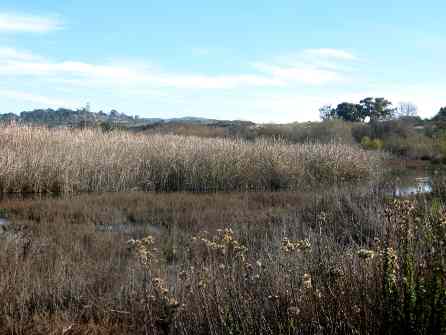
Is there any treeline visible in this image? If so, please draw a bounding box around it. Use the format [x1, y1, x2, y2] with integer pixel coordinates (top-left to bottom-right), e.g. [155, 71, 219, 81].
[0, 108, 137, 127]
[0, 107, 223, 129]
[319, 97, 428, 122]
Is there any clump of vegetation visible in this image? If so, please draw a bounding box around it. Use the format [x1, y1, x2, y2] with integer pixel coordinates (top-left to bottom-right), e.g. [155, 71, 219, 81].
[252, 120, 355, 144]
[360, 136, 384, 150]
[0, 124, 380, 194]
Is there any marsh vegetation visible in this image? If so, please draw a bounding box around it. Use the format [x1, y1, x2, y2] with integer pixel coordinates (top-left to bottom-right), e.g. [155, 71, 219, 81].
[0, 125, 380, 194]
[0, 124, 445, 335]
[0, 189, 445, 334]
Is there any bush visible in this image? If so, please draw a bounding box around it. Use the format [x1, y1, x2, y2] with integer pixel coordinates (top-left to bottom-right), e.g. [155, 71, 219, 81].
[384, 134, 437, 160]
[254, 120, 355, 144]
[361, 137, 384, 150]
[352, 120, 414, 142]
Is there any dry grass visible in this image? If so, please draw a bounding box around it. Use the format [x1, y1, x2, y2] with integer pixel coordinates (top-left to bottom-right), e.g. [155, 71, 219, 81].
[0, 124, 381, 194]
[0, 190, 444, 334]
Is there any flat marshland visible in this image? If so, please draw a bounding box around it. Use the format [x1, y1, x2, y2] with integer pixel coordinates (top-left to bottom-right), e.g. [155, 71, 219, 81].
[0, 125, 445, 335]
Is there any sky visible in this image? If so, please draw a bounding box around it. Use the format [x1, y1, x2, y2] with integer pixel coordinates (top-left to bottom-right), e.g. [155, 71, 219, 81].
[0, 1, 445, 123]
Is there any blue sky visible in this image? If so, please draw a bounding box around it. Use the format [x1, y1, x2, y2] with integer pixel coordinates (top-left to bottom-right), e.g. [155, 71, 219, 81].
[0, 0, 444, 122]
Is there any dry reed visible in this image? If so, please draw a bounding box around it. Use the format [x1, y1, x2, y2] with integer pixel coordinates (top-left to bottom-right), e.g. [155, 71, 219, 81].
[0, 124, 381, 194]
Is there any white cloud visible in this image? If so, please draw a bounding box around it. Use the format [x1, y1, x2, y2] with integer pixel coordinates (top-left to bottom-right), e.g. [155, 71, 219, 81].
[0, 89, 80, 109]
[10, 47, 444, 123]
[251, 49, 358, 86]
[0, 46, 358, 91]
[0, 13, 62, 33]
[253, 62, 343, 85]
[0, 47, 39, 61]
[0, 57, 284, 89]
[235, 94, 325, 123]
[303, 48, 357, 61]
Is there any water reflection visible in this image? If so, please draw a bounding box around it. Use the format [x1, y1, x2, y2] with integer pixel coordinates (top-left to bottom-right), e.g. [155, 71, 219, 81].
[0, 218, 8, 233]
[391, 176, 432, 197]
[95, 223, 162, 235]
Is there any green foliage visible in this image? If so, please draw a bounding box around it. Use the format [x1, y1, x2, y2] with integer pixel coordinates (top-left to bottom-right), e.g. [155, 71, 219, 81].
[433, 107, 446, 121]
[363, 97, 394, 121]
[352, 119, 442, 160]
[361, 136, 384, 150]
[382, 200, 446, 335]
[0, 108, 141, 128]
[383, 134, 437, 160]
[332, 102, 366, 122]
[324, 97, 396, 123]
[99, 121, 128, 132]
[255, 120, 355, 144]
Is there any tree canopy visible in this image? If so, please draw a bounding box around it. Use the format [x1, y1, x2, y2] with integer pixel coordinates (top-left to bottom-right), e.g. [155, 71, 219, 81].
[320, 97, 395, 122]
[433, 106, 446, 121]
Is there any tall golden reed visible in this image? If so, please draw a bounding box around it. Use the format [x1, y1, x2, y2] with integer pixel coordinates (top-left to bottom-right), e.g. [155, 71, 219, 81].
[0, 124, 380, 193]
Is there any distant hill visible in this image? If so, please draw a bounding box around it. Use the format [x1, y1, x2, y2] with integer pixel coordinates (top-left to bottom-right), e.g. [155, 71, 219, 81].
[0, 108, 225, 128]
[0, 108, 134, 126]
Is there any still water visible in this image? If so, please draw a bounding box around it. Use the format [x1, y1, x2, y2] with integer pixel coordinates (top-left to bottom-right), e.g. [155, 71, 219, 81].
[0, 217, 8, 227]
[392, 176, 432, 197]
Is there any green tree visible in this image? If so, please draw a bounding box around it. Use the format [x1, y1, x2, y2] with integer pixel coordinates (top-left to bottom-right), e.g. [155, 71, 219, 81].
[332, 102, 365, 122]
[433, 107, 446, 121]
[319, 97, 395, 123]
[360, 97, 375, 119]
[373, 97, 394, 120]
[360, 97, 395, 121]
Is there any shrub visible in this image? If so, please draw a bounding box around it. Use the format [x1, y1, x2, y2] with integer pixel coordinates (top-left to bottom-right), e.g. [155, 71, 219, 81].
[361, 137, 384, 150]
[384, 134, 437, 160]
[255, 120, 355, 144]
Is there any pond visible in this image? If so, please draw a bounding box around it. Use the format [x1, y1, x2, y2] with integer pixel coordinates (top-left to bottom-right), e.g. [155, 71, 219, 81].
[95, 222, 162, 235]
[0, 218, 8, 233]
[392, 176, 432, 197]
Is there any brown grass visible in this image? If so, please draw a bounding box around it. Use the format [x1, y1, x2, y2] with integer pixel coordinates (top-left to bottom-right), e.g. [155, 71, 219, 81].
[1, 189, 443, 334]
[0, 124, 381, 194]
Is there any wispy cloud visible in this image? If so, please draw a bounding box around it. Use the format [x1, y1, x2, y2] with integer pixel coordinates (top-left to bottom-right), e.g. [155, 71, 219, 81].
[0, 55, 284, 89]
[0, 46, 366, 119]
[251, 48, 358, 85]
[0, 89, 80, 109]
[0, 12, 62, 33]
[0, 45, 360, 90]
[303, 48, 357, 61]
[252, 62, 343, 85]
[0, 47, 39, 61]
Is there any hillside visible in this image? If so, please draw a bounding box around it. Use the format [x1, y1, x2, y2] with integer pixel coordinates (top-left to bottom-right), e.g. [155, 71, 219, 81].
[0, 108, 221, 128]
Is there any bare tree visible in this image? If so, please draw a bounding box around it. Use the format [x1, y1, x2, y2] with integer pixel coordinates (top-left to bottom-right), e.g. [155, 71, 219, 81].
[319, 105, 334, 121]
[394, 102, 418, 119]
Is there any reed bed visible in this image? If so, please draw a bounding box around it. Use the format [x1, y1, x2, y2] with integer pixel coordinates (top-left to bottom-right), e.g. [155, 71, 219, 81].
[0, 125, 380, 194]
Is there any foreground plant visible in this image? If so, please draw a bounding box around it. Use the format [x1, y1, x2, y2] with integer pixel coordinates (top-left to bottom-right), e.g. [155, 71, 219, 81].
[1, 192, 444, 334]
